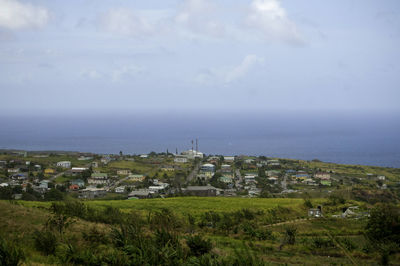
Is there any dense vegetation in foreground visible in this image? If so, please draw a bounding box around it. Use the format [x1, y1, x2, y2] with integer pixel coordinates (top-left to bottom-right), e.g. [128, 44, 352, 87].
[1, 197, 399, 265]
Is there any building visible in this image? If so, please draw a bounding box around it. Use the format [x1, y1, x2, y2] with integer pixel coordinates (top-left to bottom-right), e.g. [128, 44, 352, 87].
[71, 167, 88, 175]
[78, 187, 106, 199]
[44, 168, 56, 175]
[7, 168, 20, 173]
[128, 190, 154, 199]
[78, 156, 93, 161]
[39, 180, 50, 189]
[183, 185, 217, 197]
[244, 175, 256, 184]
[128, 174, 146, 182]
[315, 172, 331, 180]
[117, 169, 132, 176]
[221, 164, 232, 173]
[71, 179, 85, 188]
[88, 173, 108, 185]
[56, 161, 71, 168]
[200, 163, 215, 173]
[174, 156, 188, 163]
[139, 154, 149, 158]
[219, 176, 233, 183]
[115, 186, 126, 193]
[181, 150, 203, 159]
[224, 156, 235, 163]
[308, 207, 323, 218]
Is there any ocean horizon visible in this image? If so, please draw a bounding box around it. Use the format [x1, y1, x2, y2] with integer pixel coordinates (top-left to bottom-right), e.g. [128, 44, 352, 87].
[1, 111, 400, 168]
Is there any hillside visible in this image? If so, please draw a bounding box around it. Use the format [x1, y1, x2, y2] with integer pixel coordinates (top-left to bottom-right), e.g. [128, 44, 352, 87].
[1, 197, 398, 265]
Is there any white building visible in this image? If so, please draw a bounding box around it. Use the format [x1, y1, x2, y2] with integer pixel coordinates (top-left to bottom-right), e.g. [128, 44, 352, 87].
[115, 186, 126, 193]
[57, 161, 71, 168]
[181, 150, 204, 159]
[174, 155, 188, 163]
[224, 156, 235, 163]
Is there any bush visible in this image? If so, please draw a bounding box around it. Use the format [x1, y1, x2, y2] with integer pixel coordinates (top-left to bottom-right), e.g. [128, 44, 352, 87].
[0, 236, 24, 266]
[186, 235, 212, 257]
[311, 236, 334, 249]
[33, 230, 58, 255]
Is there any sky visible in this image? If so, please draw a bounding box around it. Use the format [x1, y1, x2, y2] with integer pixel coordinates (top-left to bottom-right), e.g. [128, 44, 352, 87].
[0, 0, 399, 115]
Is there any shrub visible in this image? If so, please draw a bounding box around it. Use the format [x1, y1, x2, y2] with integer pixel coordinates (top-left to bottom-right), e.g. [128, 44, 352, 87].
[33, 230, 58, 255]
[0, 236, 24, 266]
[186, 235, 212, 257]
[311, 236, 334, 249]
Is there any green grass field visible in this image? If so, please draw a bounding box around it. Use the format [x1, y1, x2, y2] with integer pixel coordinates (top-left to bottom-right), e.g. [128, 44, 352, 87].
[18, 197, 305, 217]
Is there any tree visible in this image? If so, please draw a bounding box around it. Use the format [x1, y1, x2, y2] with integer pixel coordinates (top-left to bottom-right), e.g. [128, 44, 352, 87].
[366, 204, 400, 244]
[365, 204, 400, 265]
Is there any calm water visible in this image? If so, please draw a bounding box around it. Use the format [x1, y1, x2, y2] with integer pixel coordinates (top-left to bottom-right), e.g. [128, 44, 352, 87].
[1, 111, 400, 168]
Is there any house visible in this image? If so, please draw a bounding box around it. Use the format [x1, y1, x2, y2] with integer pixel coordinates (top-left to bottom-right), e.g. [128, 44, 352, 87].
[268, 177, 278, 184]
[244, 175, 256, 184]
[161, 166, 175, 171]
[115, 186, 126, 193]
[69, 184, 79, 190]
[308, 206, 323, 217]
[128, 174, 146, 182]
[39, 180, 50, 189]
[57, 161, 71, 168]
[0, 161, 7, 168]
[8, 168, 20, 173]
[266, 170, 280, 177]
[200, 163, 215, 173]
[128, 190, 154, 199]
[377, 175, 386, 181]
[0, 183, 9, 187]
[221, 164, 232, 173]
[92, 162, 99, 168]
[44, 168, 56, 175]
[224, 156, 235, 163]
[315, 172, 331, 180]
[219, 176, 233, 183]
[71, 167, 88, 175]
[88, 173, 108, 185]
[71, 179, 85, 187]
[245, 159, 255, 164]
[78, 156, 93, 161]
[139, 154, 149, 158]
[117, 169, 132, 176]
[11, 173, 28, 180]
[183, 185, 217, 197]
[174, 156, 188, 163]
[78, 187, 106, 199]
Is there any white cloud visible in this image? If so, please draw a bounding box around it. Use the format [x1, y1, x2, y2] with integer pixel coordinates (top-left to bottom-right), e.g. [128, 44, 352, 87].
[245, 0, 303, 44]
[80, 69, 102, 80]
[225, 55, 264, 83]
[101, 8, 155, 36]
[112, 65, 145, 82]
[175, 0, 226, 38]
[0, 0, 49, 30]
[196, 54, 264, 85]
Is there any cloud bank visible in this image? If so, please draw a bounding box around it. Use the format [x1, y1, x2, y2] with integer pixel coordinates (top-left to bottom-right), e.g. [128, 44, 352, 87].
[0, 0, 49, 30]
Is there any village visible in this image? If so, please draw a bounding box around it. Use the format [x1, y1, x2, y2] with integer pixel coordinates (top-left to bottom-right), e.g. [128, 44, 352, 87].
[0, 141, 395, 211]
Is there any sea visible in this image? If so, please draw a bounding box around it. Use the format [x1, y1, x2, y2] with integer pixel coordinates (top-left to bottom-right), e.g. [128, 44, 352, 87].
[1, 111, 400, 168]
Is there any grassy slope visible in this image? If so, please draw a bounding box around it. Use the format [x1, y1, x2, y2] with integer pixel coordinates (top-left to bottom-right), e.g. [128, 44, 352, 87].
[0, 197, 389, 265]
[18, 197, 305, 217]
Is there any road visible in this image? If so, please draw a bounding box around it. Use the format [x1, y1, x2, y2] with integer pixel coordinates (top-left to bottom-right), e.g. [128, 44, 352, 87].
[235, 169, 243, 189]
[186, 162, 201, 184]
[281, 174, 287, 190]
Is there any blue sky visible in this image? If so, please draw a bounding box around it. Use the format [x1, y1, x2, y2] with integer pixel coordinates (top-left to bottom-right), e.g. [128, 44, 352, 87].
[0, 0, 399, 114]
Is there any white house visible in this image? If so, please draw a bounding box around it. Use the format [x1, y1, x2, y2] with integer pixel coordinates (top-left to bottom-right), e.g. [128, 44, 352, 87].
[174, 156, 188, 163]
[224, 156, 235, 163]
[57, 161, 71, 168]
[115, 186, 126, 193]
